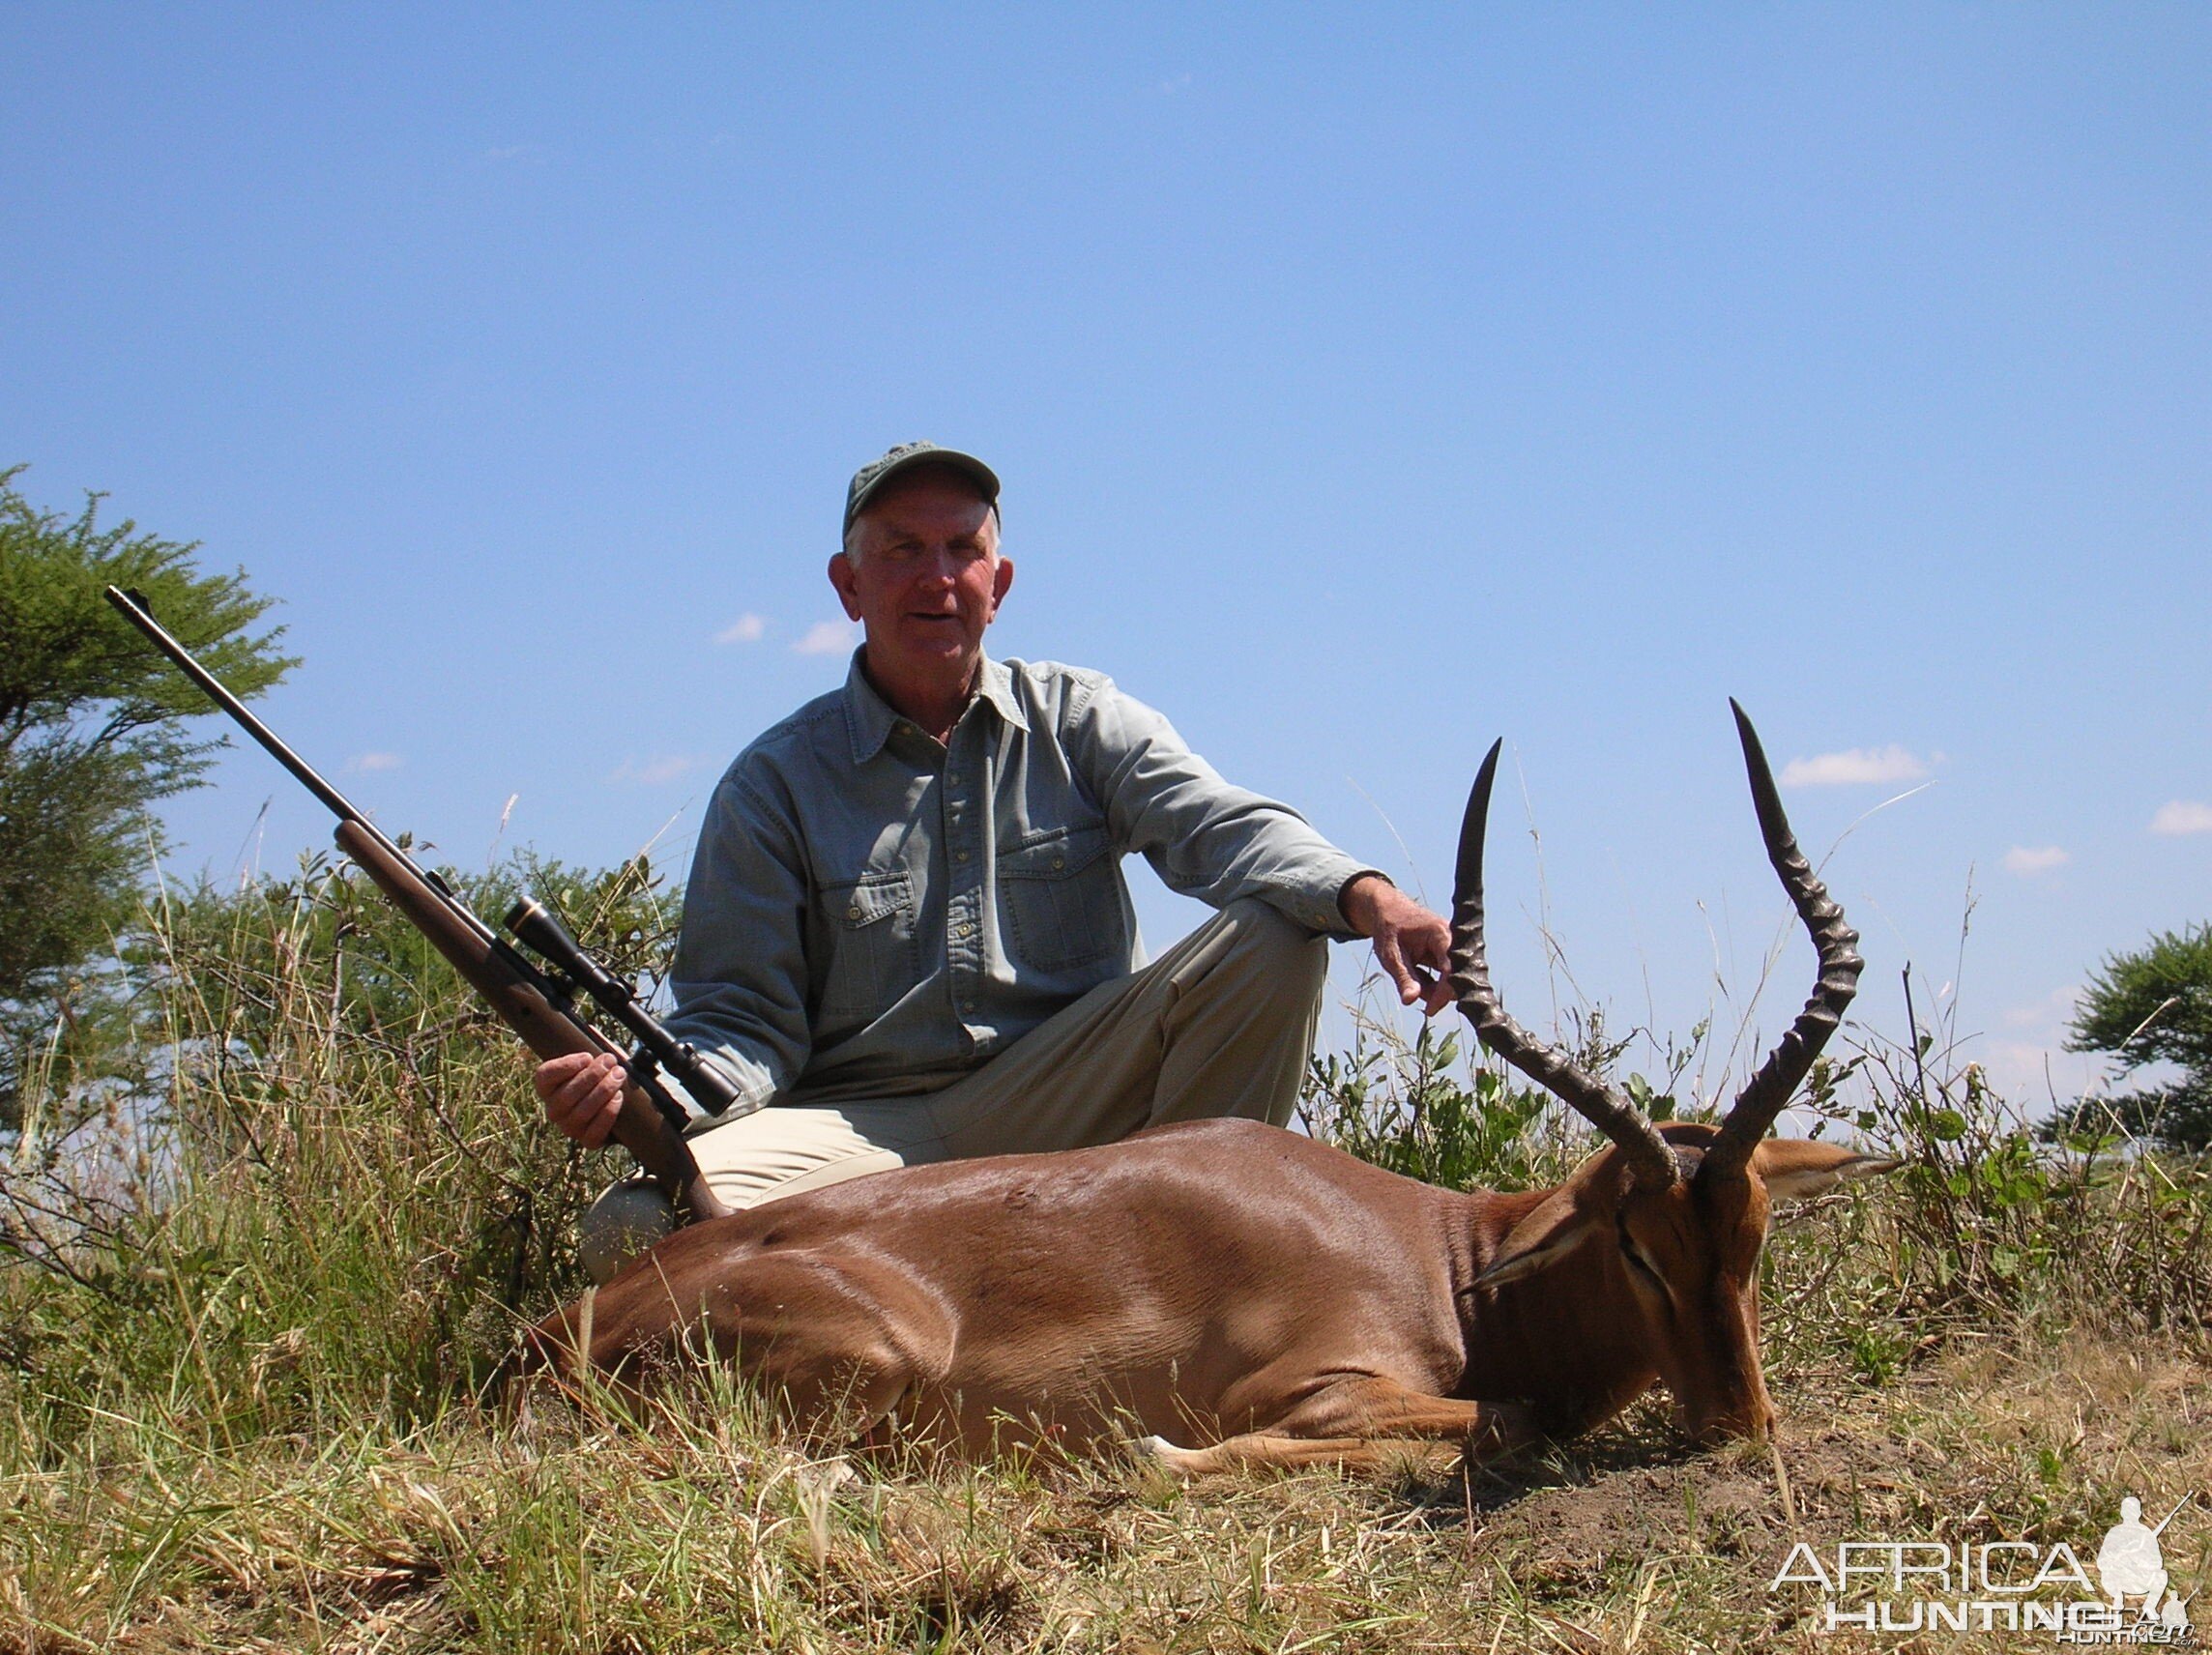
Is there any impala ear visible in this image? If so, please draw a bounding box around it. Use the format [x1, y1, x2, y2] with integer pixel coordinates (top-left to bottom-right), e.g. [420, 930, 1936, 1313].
[1753, 1139, 1899, 1205]
[1475, 1188, 1601, 1290]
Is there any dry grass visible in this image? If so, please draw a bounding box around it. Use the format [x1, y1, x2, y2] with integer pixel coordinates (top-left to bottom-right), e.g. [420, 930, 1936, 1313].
[5, 867, 2210, 1651]
[5, 1321, 2206, 1652]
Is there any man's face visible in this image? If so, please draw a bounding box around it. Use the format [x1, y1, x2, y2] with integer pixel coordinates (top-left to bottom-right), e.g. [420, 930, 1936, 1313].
[830, 467, 1013, 686]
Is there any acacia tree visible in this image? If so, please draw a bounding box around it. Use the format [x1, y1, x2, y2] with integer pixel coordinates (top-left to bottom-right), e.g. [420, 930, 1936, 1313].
[0, 467, 295, 1113]
[2052, 922, 2212, 1150]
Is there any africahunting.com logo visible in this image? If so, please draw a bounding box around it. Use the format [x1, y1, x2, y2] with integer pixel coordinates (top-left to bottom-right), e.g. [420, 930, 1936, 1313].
[1768, 1494, 2196, 1641]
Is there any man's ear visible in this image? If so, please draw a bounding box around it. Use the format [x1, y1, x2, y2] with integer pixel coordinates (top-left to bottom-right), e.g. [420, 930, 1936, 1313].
[1474, 1188, 1601, 1290]
[828, 552, 864, 622]
[989, 553, 1014, 617]
[1753, 1139, 1899, 1205]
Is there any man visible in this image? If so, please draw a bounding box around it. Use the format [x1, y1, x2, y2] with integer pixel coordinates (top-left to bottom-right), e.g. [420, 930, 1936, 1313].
[538, 443, 1454, 1283]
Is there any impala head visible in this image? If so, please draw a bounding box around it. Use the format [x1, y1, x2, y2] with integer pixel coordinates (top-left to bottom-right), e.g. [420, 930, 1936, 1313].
[1449, 703, 1890, 1443]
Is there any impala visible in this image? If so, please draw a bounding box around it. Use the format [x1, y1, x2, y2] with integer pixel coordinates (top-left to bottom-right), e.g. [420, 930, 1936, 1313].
[521, 704, 1888, 1470]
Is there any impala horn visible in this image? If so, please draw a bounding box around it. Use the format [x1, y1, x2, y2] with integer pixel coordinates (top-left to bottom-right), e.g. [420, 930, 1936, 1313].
[1700, 701, 1864, 1181]
[1448, 739, 1681, 1190]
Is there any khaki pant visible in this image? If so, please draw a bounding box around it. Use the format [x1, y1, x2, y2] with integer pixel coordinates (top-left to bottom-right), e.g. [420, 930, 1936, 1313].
[579, 897, 1327, 1283]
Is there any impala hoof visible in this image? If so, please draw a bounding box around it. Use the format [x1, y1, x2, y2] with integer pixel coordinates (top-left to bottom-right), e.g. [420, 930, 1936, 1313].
[1139, 1435, 1206, 1473]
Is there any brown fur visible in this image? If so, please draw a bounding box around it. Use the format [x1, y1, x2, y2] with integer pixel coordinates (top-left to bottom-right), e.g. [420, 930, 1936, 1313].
[513, 1116, 1888, 1470]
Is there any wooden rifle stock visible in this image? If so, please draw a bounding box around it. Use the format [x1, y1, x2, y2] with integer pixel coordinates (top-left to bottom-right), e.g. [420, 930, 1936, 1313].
[334, 821, 732, 1225]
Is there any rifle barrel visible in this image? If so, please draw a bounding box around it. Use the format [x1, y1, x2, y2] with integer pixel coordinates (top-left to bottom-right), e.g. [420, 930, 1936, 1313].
[103, 585, 725, 1221]
[102, 584, 495, 946]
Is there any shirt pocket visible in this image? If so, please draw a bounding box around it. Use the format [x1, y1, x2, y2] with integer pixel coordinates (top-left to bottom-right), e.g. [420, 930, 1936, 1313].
[815, 869, 919, 1023]
[999, 825, 1124, 973]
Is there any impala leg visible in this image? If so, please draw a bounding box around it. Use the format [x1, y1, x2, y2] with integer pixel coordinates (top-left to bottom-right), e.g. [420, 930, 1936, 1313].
[1145, 1433, 1429, 1474]
[554, 1247, 954, 1454]
[755, 1354, 917, 1447]
[1147, 1378, 1537, 1475]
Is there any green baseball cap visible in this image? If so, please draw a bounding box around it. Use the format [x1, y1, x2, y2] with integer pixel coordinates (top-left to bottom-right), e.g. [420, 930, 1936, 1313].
[843, 442, 1002, 534]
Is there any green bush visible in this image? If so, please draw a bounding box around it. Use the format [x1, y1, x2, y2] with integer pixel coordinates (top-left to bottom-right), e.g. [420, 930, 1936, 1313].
[1294, 983, 2212, 1376]
[2048, 920, 2212, 1151]
[0, 467, 294, 1118]
[2, 848, 680, 1446]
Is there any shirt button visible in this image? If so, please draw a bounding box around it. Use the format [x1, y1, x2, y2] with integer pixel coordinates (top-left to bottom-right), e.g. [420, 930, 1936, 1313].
[946, 772, 961, 786]
[954, 850, 970, 862]
[846, 905, 862, 921]
[954, 922, 975, 939]
[1051, 856, 1065, 871]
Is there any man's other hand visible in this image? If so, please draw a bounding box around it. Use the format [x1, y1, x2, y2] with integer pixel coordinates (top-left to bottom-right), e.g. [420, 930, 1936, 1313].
[1340, 873, 1455, 1016]
[535, 1050, 626, 1147]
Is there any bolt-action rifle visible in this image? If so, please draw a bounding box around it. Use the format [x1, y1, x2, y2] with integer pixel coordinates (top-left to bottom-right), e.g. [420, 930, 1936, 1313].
[103, 585, 734, 1226]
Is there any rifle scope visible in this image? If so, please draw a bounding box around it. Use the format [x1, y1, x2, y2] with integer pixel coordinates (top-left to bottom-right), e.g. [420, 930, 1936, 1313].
[505, 897, 745, 1118]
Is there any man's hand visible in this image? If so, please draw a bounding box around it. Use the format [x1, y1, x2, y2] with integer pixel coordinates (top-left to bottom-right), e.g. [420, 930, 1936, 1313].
[1340, 873, 1456, 1016]
[535, 1050, 626, 1147]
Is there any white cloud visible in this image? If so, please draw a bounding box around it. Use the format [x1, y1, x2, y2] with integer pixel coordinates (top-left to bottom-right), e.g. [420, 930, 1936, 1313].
[2001, 845, 2069, 877]
[349, 752, 403, 772]
[1777, 745, 1930, 788]
[714, 613, 767, 646]
[2150, 800, 2212, 836]
[793, 619, 860, 656]
[2003, 984, 2080, 1030]
[1978, 1039, 2101, 1107]
[606, 754, 709, 786]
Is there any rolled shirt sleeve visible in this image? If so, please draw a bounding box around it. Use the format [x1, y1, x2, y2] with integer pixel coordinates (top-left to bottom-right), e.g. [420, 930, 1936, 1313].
[1064, 673, 1377, 940]
[662, 768, 814, 1122]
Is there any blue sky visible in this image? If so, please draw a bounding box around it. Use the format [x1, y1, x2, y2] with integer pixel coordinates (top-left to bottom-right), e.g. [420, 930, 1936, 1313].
[5, 6, 2206, 1110]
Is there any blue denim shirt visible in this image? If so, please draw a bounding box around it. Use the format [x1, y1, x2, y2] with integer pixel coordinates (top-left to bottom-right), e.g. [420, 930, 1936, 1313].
[663, 652, 1375, 1118]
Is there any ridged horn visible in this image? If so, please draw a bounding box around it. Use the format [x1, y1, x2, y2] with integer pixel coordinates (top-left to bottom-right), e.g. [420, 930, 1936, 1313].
[1702, 701, 1865, 1181]
[1448, 739, 1680, 1190]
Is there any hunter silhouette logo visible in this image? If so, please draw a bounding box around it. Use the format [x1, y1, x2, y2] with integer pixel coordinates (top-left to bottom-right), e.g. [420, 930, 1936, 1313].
[1768, 1491, 2198, 1640]
[2098, 1495, 2193, 1634]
